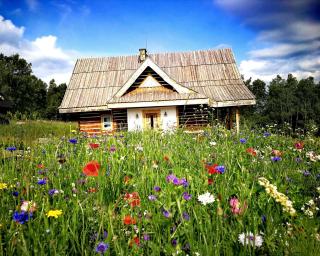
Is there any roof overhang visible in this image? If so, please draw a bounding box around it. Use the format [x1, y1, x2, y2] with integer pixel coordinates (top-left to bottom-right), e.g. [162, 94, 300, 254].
[59, 106, 110, 114]
[210, 99, 256, 107]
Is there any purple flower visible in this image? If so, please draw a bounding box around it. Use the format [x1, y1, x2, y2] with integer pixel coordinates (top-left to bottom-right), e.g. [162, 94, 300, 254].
[240, 138, 247, 144]
[180, 178, 189, 188]
[148, 195, 157, 201]
[183, 192, 192, 201]
[166, 174, 176, 183]
[109, 145, 116, 152]
[49, 189, 59, 196]
[37, 179, 47, 185]
[6, 146, 16, 152]
[271, 156, 282, 162]
[216, 165, 225, 174]
[182, 211, 190, 221]
[171, 238, 177, 247]
[69, 138, 77, 144]
[13, 211, 32, 224]
[173, 177, 180, 185]
[261, 215, 266, 224]
[295, 157, 302, 163]
[303, 170, 311, 176]
[263, 132, 271, 137]
[154, 186, 161, 192]
[162, 209, 171, 218]
[95, 242, 109, 254]
[143, 233, 150, 241]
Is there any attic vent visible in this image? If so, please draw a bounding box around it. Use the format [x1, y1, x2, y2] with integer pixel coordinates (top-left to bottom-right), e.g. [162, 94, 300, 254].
[139, 48, 147, 62]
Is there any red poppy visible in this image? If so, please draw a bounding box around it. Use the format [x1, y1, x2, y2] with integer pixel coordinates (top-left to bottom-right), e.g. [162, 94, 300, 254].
[205, 163, 218, 174]
[89, 143, 100, 149]
[208, 178, 214, 185]
[164, 155, 170, 161]
[37, 164, 45, 169]
[246, 147, 257, 157]
[294, 141, 304, 150]
[124, 192, 141, 207]
[88, 187, 98, 193]
[123, 215, 136, 225]
[83, 160, 100, 176]
[129, 236, 140, 247]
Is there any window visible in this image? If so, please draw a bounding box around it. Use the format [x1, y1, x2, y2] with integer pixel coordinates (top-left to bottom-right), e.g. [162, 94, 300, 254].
[101, 114, 112, 130]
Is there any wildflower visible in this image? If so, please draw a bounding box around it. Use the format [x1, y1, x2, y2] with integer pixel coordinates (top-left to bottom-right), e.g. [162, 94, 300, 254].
[124, 192, 141, 207]
[95, 242, 109, 254]
[37, 179, 47, 185]
[89, 143, 100, 149]
[135, 145, 143, 151]
[154, 186, 161, 192]
[238, 232, 263, 247]
[162, 209, 171, 218]
[109, 145, 116, 152]
[148, 195, 157, 201]
[69, 138, 77, 144]
[49, 189, 59, 196]
[306, 151, 320, 162]
[164, 155, 170, 161]
[209, 141, 217, 146]
[37, 164, 45, 169]
[182, 211, 190, 221]
[208, 178, 214, 185]
[246, 147, 257, 156]
[46, 209, 63, 218]
[303, 170, 311, 177]
[263, 132, 271, 137]
[205, 163, 218, 174]
[171, 238, 177, 247]
[21, 200, 37, 213]
[143, 233, 150, 241]
[124, 176, 131, 184]
[198, 192, 215, 205]
[6, 146, 16, 152]
[261, 215, 267, 224]
[183, 192, 192, 201]
[0, 183, 8, 190]
[271, 156, 282, 162]
[88, 187, 98, 193]
[13, 211, 32, 224]
[229, 196, 247, 215]
[240, 138, 247, 144]
[83, 160, 100, 177]
[294, 141, 304, 150]
[129, 236, 140, 247]
[12, 191, 19, 197]
[123, 215, 136, 225]
[215, 165, 225, 174]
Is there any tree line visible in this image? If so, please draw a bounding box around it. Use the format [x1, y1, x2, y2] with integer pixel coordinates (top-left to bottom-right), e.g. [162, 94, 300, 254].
[0, 53, 66, 120]
[243, 74, 320, 133]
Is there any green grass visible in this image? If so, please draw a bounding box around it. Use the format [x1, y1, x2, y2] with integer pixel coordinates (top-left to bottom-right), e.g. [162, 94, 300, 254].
[0, 122, 319, 255]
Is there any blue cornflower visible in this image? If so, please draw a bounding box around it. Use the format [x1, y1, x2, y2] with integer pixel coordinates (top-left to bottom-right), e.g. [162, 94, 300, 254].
[261, 215, 267, 224]
[303, 170, 311, 176]
[171, 238, 177, 247]
[162, 209, 171, 218]
[271, 156, 282, 162]
[240, 138, 247, 144]
[95, 242, 109, 254]
[216, 165, 225, 174]
[69, 138, 77, 144]
[263, 132, 271, 137]
[6, 146, 16, 152]
[182, 192, 192, 201]
[182, 211, 190, 221]
[37, 179, 47, 185]
[48, 189, 59, 196]
[12, 191, 19, 197]
[13, 211, 32, 224]
[154, 186, 161, 192]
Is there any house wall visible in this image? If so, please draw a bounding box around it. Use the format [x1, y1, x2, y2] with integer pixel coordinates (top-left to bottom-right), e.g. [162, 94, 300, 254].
[177, 104, 210, 128]
[127, 107, 177, 131]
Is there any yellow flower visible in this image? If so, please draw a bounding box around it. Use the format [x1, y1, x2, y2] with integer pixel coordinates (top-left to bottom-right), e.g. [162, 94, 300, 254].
[0, 183, 8, 190]
[46, 209, 63, 218]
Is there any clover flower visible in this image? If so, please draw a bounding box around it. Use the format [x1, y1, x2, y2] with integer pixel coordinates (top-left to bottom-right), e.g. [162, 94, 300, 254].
[238, 232, 263, 247]
[198, 192, 215, 205]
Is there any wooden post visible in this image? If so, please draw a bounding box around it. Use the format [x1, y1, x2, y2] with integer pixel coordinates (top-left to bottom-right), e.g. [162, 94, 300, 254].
[229, 108, 233, 129]
[235, 107, 240, 134]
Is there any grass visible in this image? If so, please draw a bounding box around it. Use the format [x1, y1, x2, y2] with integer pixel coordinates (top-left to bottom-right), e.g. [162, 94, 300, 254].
[0, 121, 319, 255]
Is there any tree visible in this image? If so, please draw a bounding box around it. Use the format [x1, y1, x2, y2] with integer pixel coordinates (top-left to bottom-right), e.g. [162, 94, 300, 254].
[46, 79, 67, 119]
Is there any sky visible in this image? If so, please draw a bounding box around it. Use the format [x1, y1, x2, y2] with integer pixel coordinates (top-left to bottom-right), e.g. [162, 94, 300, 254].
[0, 0, 319, 85]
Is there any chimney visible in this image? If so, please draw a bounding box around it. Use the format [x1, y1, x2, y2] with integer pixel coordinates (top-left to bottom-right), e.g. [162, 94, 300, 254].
[139, 48, 147, 62]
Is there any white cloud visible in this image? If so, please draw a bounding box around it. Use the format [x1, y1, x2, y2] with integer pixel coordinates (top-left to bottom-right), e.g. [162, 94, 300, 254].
[0, 16, 75, 85]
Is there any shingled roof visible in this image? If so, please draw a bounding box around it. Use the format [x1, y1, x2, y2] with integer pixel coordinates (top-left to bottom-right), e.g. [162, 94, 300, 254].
[59, 48, 255, 113]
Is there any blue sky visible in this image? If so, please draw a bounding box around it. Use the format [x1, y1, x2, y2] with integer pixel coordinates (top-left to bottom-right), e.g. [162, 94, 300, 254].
[0, 0, 319, 84]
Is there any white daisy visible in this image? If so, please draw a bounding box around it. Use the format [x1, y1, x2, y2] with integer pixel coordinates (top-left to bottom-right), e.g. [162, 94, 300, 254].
[238, 232, 263, 247]
[198, 192, 215, 205]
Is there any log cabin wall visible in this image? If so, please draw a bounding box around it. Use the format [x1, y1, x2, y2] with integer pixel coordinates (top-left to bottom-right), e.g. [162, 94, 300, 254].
[79, 112, 103, 135]
[112, 109, 128, 131]
[178, 104, 210, 128]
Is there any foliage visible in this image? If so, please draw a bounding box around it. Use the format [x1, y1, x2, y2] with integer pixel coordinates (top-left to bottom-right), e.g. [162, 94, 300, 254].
[0, 125, 319, 255]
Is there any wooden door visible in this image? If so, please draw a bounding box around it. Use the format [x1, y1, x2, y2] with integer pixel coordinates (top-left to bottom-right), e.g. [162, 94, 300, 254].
[143, 110, 160, 129]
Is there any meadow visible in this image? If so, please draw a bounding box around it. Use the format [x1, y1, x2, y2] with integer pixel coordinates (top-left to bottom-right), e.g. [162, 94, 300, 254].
[0, 121, 320, 255]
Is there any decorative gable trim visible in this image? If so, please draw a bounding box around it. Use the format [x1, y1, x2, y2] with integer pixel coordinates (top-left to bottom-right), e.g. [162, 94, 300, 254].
[114, 58, 192, 97]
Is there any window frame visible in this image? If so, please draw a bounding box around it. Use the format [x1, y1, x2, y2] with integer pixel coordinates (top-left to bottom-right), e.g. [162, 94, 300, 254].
[101, 114, 113, 131]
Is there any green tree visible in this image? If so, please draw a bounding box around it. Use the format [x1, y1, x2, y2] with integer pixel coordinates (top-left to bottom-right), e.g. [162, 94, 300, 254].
[46, 79, 67, 119]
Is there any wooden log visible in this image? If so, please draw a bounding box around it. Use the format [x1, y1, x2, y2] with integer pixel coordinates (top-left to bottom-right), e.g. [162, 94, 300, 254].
[235, 107, 240, 134]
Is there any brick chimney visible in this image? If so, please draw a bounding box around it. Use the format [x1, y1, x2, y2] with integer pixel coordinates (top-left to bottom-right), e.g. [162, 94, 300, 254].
[138, 48, 147, 62]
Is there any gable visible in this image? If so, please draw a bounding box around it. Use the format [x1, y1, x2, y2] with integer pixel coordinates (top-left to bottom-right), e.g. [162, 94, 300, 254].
[114, 58, 193, 98]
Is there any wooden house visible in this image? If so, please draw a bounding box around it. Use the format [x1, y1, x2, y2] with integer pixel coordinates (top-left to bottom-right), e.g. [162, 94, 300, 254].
[59, 48, 255, 134]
